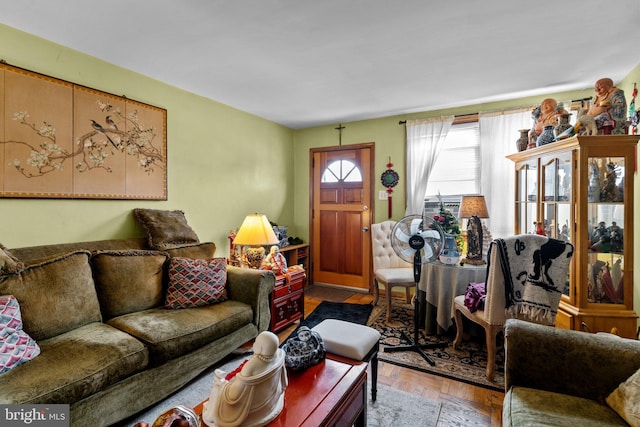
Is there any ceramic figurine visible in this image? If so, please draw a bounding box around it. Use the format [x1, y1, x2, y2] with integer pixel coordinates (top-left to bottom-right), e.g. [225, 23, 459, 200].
[262, 245, 288, 274]
[202, 331, 287, 427]
[585, 78, 628, 134]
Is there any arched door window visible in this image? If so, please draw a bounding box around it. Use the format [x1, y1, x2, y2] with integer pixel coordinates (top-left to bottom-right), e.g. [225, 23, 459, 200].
[321, 159, 362, 183]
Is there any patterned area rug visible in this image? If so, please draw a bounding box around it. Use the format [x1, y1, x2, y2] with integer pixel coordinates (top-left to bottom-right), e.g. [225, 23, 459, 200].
[370, 300, 505, 391]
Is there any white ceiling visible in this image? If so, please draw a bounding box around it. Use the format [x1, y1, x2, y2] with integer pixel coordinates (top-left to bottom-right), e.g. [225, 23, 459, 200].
[2, 0, 639, 129]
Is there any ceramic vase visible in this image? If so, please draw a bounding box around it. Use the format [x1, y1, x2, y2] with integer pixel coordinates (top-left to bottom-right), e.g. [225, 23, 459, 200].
[537, 125, 555, 146]
[439, 234, 460, 265]
[554, 113, 572, 137]
[516, 129, 529, 152]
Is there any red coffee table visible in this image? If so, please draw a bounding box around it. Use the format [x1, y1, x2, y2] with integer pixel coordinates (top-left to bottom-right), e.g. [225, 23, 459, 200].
[194, 355, 367, 427]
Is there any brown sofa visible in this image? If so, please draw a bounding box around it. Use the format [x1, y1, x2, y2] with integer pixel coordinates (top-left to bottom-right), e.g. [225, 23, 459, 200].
[0, 237, 275, 427]
[503, 319, 640, 426]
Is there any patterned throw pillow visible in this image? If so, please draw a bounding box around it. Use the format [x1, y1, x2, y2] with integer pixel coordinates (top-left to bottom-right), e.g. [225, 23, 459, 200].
[165, 258, 227, 309]
[0, 295, 40, 374]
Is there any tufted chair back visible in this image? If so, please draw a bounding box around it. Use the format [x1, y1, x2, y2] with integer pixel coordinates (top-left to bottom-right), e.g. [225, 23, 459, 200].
[371, 221, 412, 271]
[371, 221, 414, 322]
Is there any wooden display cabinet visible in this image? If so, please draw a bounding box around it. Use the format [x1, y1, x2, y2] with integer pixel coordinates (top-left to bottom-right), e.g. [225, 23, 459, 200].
[270, 268, 306, 332]
[507, 135, 638, 338]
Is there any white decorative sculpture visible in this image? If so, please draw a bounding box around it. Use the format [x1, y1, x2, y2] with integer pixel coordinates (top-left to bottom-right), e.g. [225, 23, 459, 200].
[202, 331, 287, 427]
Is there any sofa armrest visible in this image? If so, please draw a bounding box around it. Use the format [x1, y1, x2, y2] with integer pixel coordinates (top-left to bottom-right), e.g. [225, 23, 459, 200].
[226, 266, 276, 332]
[504, 318, 640, 401]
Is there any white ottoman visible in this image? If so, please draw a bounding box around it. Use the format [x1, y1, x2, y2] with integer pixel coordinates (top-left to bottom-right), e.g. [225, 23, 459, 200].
[312, 319, 381, 401]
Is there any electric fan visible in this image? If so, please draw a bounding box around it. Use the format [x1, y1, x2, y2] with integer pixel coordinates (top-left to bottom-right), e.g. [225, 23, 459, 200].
[385, 214, 448, 366]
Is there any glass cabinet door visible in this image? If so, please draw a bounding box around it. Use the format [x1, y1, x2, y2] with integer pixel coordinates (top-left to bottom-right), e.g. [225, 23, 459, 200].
[541, 154, 573, 299]
[586, 156, 626, 305]
[540, 154, 573, 242]
[515, 161, 538, 234]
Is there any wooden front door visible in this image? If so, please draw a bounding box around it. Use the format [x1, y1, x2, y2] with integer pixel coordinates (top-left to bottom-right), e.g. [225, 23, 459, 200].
[310, 144, 373, 291]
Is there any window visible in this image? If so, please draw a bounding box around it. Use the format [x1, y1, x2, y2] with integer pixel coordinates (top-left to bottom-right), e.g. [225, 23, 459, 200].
[321, 159, 362, 183]
[425, 121, 480, 196]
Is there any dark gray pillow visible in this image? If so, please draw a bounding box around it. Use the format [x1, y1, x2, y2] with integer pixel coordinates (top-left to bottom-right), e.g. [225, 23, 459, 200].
[133, 208, 200, 249]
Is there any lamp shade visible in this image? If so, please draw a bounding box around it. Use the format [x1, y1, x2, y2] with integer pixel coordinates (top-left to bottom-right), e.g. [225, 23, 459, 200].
[459, 195, 489, 219]
[233, 214, 279, 246]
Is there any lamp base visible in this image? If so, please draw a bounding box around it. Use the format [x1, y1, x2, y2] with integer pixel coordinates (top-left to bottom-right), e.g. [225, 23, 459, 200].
[243, 247, 266, 269]
[460, 256, 486, 266]
[462, 215, 486, 266]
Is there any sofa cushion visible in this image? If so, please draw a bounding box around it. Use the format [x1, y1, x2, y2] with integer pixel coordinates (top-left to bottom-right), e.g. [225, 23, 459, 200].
[0, 295, 40, 374]
[165, 257, 227, 309]
[133, 208, 200, 250]
[0, 322, 148, 405]
[163, 242, 216, 259]
[0, 251, 101, 341]
[107, 300, 253, 366]
[607, 367, 640, 427]
[503, 386, 628, 427]
[0, 243, 23, 276]
[91, 250, 169, 319]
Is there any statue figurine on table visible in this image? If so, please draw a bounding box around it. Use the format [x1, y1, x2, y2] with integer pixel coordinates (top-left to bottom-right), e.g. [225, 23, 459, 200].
[262, 245, 288, 274]
[202, 331, 287, 427]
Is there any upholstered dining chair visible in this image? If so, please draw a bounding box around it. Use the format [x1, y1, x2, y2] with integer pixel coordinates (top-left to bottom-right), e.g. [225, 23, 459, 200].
[452, 235, 574, 381]
[371, 221, 414, 322]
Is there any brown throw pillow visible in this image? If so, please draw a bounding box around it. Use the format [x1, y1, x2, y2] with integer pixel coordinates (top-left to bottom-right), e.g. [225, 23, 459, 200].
[0, 243, 24, 276]
[163, 242, 216, 260]
[0, 251, 101, 341]
[133, 209, 200, 250]
[91, 250, 169, 319]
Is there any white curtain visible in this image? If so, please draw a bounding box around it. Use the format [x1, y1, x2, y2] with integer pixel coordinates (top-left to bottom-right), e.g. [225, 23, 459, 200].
[404, 116, 454, 215]
[478, 109, 532, 238]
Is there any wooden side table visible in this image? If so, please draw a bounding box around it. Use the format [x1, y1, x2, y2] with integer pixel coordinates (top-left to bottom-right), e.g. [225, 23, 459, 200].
[270, 268, 305, 332]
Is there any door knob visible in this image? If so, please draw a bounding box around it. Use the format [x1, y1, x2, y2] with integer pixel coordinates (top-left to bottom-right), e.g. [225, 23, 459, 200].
[363, 226, 369, 232]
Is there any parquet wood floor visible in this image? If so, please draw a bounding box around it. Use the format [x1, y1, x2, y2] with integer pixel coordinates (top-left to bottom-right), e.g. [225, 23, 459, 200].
[277, 287, 504, 427]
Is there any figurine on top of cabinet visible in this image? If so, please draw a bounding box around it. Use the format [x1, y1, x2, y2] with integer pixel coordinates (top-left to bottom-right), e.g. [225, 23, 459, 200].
[529, 98, 566, 146]
[585, 78, 627, 135]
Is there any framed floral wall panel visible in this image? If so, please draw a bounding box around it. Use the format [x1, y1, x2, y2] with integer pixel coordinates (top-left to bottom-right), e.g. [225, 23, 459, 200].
[0, 63, 167, 199]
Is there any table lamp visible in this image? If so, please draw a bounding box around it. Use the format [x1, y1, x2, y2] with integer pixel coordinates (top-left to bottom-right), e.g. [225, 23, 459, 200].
[233, 214, 279, 269]
[459, 195, 490, 265]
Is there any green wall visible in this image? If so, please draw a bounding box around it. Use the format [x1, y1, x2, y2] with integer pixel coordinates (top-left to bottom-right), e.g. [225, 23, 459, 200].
[0, 24, 294, 255]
